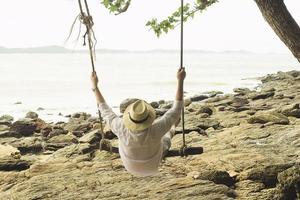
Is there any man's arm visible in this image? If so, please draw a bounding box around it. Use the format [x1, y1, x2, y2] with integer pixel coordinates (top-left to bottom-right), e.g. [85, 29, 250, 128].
[150, 68, 186, 139]
[176, 68, 185, 101]
[91, 71, 106, 105]
[90, 71, 122, 137]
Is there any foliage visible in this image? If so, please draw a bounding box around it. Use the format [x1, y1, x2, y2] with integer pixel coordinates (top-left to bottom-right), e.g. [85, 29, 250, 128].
[146, 0, 218, 37]
[101, 0, 131, 15]
[101, 0, 218, 37]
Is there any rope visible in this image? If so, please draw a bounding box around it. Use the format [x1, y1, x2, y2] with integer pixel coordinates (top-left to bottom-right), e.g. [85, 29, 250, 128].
[77, 0, 108, 151]
[180, 0, 187, 153]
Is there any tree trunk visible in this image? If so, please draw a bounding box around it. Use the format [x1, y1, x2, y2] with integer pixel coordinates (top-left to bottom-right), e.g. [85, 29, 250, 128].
[254, 0, 300, 63]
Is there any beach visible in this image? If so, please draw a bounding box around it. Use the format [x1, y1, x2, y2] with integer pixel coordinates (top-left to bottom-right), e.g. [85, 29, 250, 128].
[0, 70, 300, 199]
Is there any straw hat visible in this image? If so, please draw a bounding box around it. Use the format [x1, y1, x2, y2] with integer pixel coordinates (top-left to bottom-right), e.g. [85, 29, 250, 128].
[123, 100, 156, 132]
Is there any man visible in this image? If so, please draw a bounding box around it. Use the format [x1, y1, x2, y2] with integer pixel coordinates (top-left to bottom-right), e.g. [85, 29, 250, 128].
[90, 68, 186, 176]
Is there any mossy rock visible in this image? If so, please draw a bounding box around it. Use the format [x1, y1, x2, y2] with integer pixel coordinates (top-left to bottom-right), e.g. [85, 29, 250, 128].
[247, 112, 289, 125]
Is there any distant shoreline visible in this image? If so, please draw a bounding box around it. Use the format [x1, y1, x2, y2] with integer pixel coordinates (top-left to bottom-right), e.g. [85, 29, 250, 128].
[0, 46, 289, 55]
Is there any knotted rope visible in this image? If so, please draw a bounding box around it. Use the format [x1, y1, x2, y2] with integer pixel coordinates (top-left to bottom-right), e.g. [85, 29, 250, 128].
[76, 0, 111, 152]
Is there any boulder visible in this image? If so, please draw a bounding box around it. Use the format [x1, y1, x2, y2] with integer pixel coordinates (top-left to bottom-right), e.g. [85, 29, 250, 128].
[47, 127, 68, 139]
[205, 91, 224, 98]
[238, 163, 294, 187]
[233, 88, 251, 95]
[119, 98, 139, 113]
[0, 156, 31, 171]
[188, 170, 235, 187]
[0, 114, 14, 126]
[25, 111, 39, 119]
[251, 91, 275, 100]
[286, 70, 300, 78]
[0, 125, 9, 132]
[190, 94, 209, 102]
[47, 134, 78, 144]
[281, 104, 300, 118]
[10, 118, 37, 137]
[64, 120, 92, 133]
[150, 101, 159, 109]
[155, 108, 168, 116]
[43, 134, 78, 152]
[79, 129, 101, 144]
[0, 144, 20, 158]
[186, 117, 221, 130]
[247, 112, 289, 125]
[71, 112, 91, 120]
[10, 137, 43, 154]
[184, 98, 192, 107]
[276, 164, 300, 200]
[261, 71, 294, 83]
[196, 106, 213, 116]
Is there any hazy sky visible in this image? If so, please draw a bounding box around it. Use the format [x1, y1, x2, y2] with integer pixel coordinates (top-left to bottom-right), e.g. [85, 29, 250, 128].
[0, 0, 299, 53]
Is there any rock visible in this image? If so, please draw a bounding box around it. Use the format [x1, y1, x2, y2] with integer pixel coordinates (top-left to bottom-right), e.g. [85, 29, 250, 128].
[276, 164, 300, 200]
[72, 130, 84, 137]
[251, 91, 275, 100]
[261, 71, 294, 83]
[247, 110, 256, 116]
[158, 99, 166, 104]
[25, 111, 39, 119]
[233, 87, 251, 95]
[150, 101, 159, 109]
[119, 98, 139, 113]
[227, 106, 250, 112]
[175, 127, 206, 135]
[47, 134, 78, 144]
[287, 70, 300, 78]
[14, 101, 22, 105]
[37, 107, 45, 111]
[218, 106, 226, 111]
[196, 106, 213, 116]
[184, 98, 192, 107]
[189, 170, 235, 187]
[262, 87, 276, 93]
[155, 108, 168, 116]
[64, 120, 92, 133]
[0, 115, 14, 126]
[0, 144, 20, 158]
[43, 143, 71, 151]
[10, 118, 37, 137]
[33, 118, 50, 133]
[247, 112, 289, 125]
[50, 143, 96, 159]
[71, 112, 91, 120]
[198, 113, 210, 118]
[0, 156, 31, 171]
[162, 103, 173, 109]
[238, 163, 294, 188]
[10, 137, 43, 154]
[186, 117, 221, 130]
[190, 94, 209, 102]
[47, 127, 68, 138]
[231, 97, 249, 108]
[79, 129, 101, 144]
[0, 125, 9, 132]
[204, 91, 224, 98]
[281, 103, 300, 118]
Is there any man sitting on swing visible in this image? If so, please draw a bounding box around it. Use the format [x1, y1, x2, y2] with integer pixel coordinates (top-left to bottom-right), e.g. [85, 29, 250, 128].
[90, 68, 186, 176]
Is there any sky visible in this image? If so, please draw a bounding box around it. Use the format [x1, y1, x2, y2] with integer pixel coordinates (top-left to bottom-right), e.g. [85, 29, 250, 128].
[0, 0, 299, 53]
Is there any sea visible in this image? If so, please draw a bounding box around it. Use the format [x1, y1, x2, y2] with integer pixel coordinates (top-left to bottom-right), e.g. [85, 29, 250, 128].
[0, 52, 299, 122]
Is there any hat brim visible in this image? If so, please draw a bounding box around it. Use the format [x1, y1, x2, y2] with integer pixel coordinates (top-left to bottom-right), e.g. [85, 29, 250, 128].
[123, 102, 156, 132]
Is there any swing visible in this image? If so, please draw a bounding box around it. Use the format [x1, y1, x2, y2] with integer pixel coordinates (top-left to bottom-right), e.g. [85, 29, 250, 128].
[77, 0, 203, 157]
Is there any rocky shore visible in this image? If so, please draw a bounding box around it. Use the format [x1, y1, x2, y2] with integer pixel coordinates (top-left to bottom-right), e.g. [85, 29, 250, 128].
[0, 70, 300, 200]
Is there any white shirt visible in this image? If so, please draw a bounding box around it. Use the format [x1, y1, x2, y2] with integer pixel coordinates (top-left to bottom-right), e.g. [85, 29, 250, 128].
[98, 100, 183, 176]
